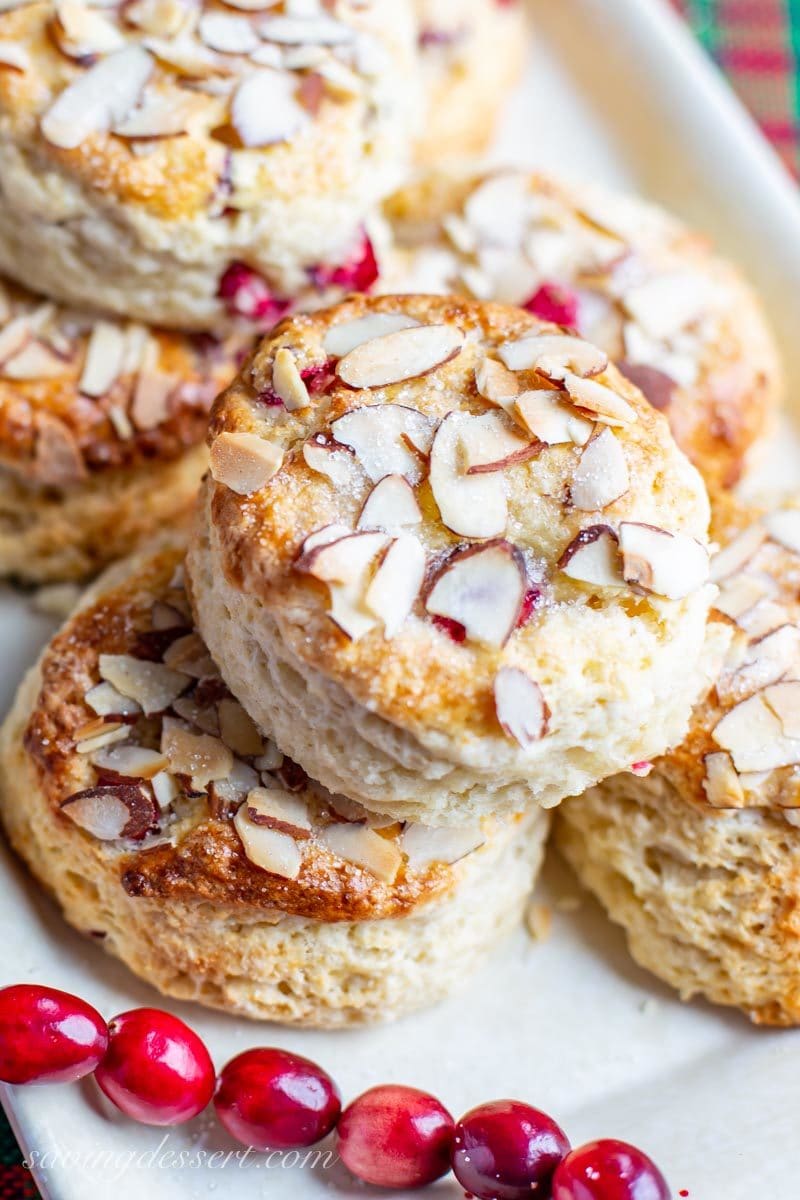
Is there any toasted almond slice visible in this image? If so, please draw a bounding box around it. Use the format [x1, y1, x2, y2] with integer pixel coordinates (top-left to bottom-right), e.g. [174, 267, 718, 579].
[98, 653, 188, 715]
[151, 770, 181, 810]
[732, 624, 800, 694]
[336, 325, 463, 390]
[623, 272, 712, 340]
[271, 347, 310, 411]
[1, 341, 69, 380]
[703, 751, 746, 808]
[763, 508, 800, 556]
[231, 69, 308, 147]
[162, 632, 218, 679]
[234, 803, 302, 878]
[41, 45, 153, 150]
[429, 412, 507, 538]
[710, 523, 767, 583]
[513, 390, 593, 447]
[258, 13, 353, 45]
[499, 333, 607, 380]
[161, 718, 234, 787]
[79, 321, 126, 397]
[363, 534, 425, 638]
[218, 698, 264, 757]
[245, 787, 312, 837]
[737, 598, 787, 640]
[323, 313, 420, 358]
[401, 823, 485, 870]
[0, 42, 30, 71]
[91, 743, 168, 779]
[75, 725, 130, 755]
[210, 431, 283, 496]
[131, 369, 175, 431]
[61, 784, 157, 840]
[319, 823, 402, 883]
[357, 475, 421, 532]
[712, 691, 800, 772]
[0, 314, 34, 366]
[494, 667, 549, 747]
[462, 171, 532, 247]
[211, 758, 261, 807]
[562, 372, 637, 427]
[53, 0, 126, 58]
[33, 413, 86, 486]
[763, 681, 800, 739]
[559, 525, 624, 587]
[84, 681, 142, 718]
[475, 357, 520, 408]
[458, 410, 538, 475]
[570, 428, 629, 511]
[619, 523, 709, 600]
[172, 694, 221, 736]
[715, 573, 770, 622]
[199, 11, 260, 53]
[426, 541, 526, 648]
[297, 530, 388, 641]
[302, 436, 362, 488]
[331, 405, 435, 485]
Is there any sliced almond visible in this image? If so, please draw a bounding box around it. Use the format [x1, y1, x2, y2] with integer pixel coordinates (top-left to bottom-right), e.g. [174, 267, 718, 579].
[494, 666, 549, 747]
[231, 69, 308, 147]
[234, 803, 302, 878]
[623, 272, 711, 341]
[61, 784, 157, 841]
[458, 410, 538, 475]
[245, 787, 311, 837]
[299, 523, 351, 555]
[499, 333, 607, 380]
[426, 541, 526, 648]
[210, 431, 283, 495]
[75, 724, 130, 755]
[151, 770, 181, 810]
[763, 508, 800, 556]
[271, 348, 310, 411]
[297, 530, 388, 641]
[763, 681, 800, 739]
[131, 369, 175, 432]
[619, 523, 709, 600]
[514, 390, 593, 447]
[113, 92, 202, 140]
[98, 653, 188, 715]
[0, 42, 30, 71]
[91, 743, 168, 780]
[319, 823, 402, 883]
[429, 412, 508, 538]
[125, 0, 188, 35]
[331, 405, 435, 485]
[703, 751, 746, 809]
[363, 534, 426, 638]
[258, 13, 353, 45]
[53, 0, 126, 59]
[358, 475, 421, 532]
[570, 428, 629, 511]
[162, 633, 218, 679]
[710, 523, 767, 583]
[172, 693, 221, 736]
[731, 625, 800, 694]
[323, 313, 420, 359]
[715, 573, 770, 622]
[562, 372, 637, 427]
[401, 823, 485, 870]
[211, 758, 261, 808]
[475, 357, 520, 408]
[199, 11, 260, 53]
[302, 436, 362, 488]
[33, 413, 87, 487]
[161, 718, 234, 788]
[79, 321, 126, 398]
[1, 341, 69, 380]
[218, 698, 264, 757]
[712, 691, 800, 773]
[559, 525, 624, 587]
[84, 681, 142, 718]
[0, 314, 34, 366]
[41, 45, 153, 150]
[336, 325, 463, 390]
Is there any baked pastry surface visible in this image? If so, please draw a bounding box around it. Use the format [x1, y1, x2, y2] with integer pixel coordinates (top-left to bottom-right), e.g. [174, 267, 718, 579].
[557, 495, 800, 1025]
[190, 292, 714, 824]
[385, 170, 781, 491]
[0, 534, 546, 1025]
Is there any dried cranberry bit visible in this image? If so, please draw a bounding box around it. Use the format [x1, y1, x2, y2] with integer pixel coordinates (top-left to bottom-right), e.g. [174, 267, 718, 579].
[0, 985, 108, 1086]
[95, 1008, 215, 1126]
[215, 1048, 340, 1151]
[337, 1084, 454, 1189]
[452, 1099, 570, 1200]
[310, 233, 379, 293]
[431, 614, 467, 643]
[524, 282, 580, 329]
[552, 1139, 670, 1200]
[218, 263, 291, 325]
[516, 586, 541, 630]
[257, 360, 337, 409]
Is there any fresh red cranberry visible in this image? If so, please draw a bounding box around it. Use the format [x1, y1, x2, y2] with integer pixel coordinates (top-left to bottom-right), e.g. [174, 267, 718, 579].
[337, 1084, 454, 1189]
[452, 1100, 570, 1200]
[524, 282, 580, 328]
[95, 1008, 214, 1126]
[218, 262, 290, 324]
[310, 232, 379, 293]
[0, 985, 108, 1085]
[215, 1048, 340, 1150]
[431, 614, 467, 643]
[552, 1139, 670, 1200]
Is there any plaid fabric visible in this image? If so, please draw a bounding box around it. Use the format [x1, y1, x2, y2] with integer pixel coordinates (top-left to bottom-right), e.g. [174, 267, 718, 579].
[0, 3, 793, 1196]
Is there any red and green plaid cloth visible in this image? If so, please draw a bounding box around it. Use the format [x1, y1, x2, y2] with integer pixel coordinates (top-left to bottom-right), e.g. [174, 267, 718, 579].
[0, 2, 795, 1195]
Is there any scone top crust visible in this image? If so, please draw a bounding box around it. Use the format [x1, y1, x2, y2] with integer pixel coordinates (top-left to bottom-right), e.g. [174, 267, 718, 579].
[205, 292, 712, 763]
[0, 0, 412, 220]
[0, 275, 248, 482]
[656, 494, 800, 815]
[385, 170, 781, 491]
[23, 537, 501, 921]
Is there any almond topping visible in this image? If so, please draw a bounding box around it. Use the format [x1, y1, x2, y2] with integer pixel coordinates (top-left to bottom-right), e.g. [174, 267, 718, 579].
[234, 803, 302, 879]
[458, 410, 538, 475]
[712, 691, 800, 773]
[331, 405, 435, 485]
[162, 633, 218, 679]
[41, 45, 153, 150]
[271, 348, 310, 411]
[363, 534, 426, 638]
[98, 653, 188, 715]
[258, 13, 354, 45]
[336, 325, 463, 390]
[426, 541, 526, 648]
[302, 437, 362, 488]
[401, 823, 485, 870]
[319, 823, 402, 883]
[91, 743, 168, 780]
[703, 751, 746, 809]
[84, 681, 142, 718]
[0, 42, 30, 71]
[79, 321, 126, 398]
[763, 508, 800, 556]
[513, 391, 593, 447]
[475, 357, 520, 408]
[763, 681, 800, 739]
[210, 432, 283, 496]
[562, 372, 637, 426]
[61, 784, 157, 841]
[231, 69, 308, 147]
[244, 787, 312, 838]
[357, 475, 422, 532]
[297, 530, 388, 641]
[570, 428, 629, 511]
[494, 667, 549, 747]
[619, 523, 709, 600]
[429, 412, 507, 539]
[499, 333, 607, 380]
[710, 523, 767, 583]
[323, 313, 420, 358]
[162, 719, 234, 788]
[1, 341, 68, 380]
[559, 525, 624, 588]
[199, 11, 260, 53]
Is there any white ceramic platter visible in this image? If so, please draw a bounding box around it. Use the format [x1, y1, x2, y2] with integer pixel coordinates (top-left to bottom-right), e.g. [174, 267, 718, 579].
[3, 2, 800, 1197]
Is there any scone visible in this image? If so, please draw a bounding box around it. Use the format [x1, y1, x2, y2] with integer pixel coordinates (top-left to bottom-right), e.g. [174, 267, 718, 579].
[557, 495, 800, 1025]
[384, 170, 781, 491]
[189, 293, 714, 825]
[413, 0, 529, 164]
[0, 0, 416, 329]
[0, 276, 248, 583]
[0, 534, 547, 1027]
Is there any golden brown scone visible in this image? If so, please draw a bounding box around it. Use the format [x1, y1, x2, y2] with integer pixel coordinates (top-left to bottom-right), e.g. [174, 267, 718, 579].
[189, 292, 714, 825]
[0, 533, 547, 1026]
[557, 494, 800, 1026]
[413, 0, 528, 164]
[0, 0, 416, 329]
[0, 277, 249, 582]
[384, 170, 782, 491]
